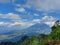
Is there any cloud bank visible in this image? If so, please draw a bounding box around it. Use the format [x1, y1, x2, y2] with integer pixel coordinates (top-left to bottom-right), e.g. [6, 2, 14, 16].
[32, 15, 57, 27]
[24, 0, 60, 11]
[0, 13, 33, 32]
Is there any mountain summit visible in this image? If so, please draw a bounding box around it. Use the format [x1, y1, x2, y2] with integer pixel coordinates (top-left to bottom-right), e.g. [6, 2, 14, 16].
[23, 23, 51, 35]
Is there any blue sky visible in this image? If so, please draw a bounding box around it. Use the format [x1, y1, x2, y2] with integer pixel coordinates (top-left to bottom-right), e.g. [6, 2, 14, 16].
[0, 0, 60, 40]
[0, 0, 59, 33]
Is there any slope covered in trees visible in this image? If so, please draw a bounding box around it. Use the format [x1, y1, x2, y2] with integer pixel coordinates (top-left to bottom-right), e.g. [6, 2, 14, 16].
[20, 34, 47, 45]
[40, 20, 60, 45]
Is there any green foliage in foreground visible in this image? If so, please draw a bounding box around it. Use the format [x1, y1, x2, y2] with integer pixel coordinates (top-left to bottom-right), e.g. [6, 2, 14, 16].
[40, 26, 60, 45]
[20, 34, 46, 45]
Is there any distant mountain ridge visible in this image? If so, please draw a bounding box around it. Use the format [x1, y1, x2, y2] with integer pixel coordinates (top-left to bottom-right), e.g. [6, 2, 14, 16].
[0, 23, 51, 42]
[23, 23, 51, 35]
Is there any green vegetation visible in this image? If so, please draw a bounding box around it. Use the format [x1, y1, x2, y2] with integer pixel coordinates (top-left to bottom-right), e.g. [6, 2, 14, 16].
[20, 34, 46, 45]
[40, 20, 60, 45]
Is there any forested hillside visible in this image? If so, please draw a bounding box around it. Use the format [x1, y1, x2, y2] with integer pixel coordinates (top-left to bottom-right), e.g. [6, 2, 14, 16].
[20, 34, 47, 45]
[40, 20, 60, 45]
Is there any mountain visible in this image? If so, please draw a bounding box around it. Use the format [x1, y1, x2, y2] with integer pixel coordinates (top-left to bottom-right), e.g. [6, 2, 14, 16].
[23, 23, 51, 35]
[10, 23, 51, 42]
[0, 23, 51, 43]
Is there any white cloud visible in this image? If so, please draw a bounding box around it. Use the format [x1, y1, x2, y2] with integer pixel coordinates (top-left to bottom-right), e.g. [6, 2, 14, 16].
[8, 22, 33, 28]
[0, 13, 21, 22]
[6, 13, 21, 22]
[0, 13, 33, 30]
[25, 0, 60, 11]
[32, 15, 57, 27]
[15, 7, 26, 12]
[0, 22, 9, 26]
[0, 13, 55, 28]
[44, 22, 55, 27]
[34, 13, 39, 16]
[42, 16, 55, 21]
[32, 19, 41, 23]
[41, 16, 57, 27]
